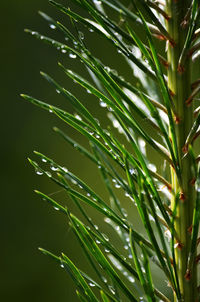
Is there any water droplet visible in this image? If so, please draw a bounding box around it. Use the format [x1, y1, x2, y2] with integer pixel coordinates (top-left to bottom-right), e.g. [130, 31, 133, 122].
[46, 171, 52, 177]
[61, 49, 67, 53]
[50, 164, 58, 171]
[115, 226, 120, 231]
[111, 69, 118, 76]
[138, 138, 146, 155]
[95, 134, 100, 138]
[128, 276, 135, 283]
[95, 239, 101, 244]
[94, 225, 99, 230]
[89, 282, 95, 287]
[99, 99, 107, 108]
[31, 31, 36, 35]
[79, 31, 84, 40]
[102, 233, 109, 242]
[35, 168, 43, 176]
[124, 245, 129, 250]
[141, 266, 145, 273]
[117, 49, 122, 54]
[123, 271, 128, 276]
[122, 208, 128, 217]
[40, 35, 44, 40]
[115, 183, 121, 188]
[196, 185, 200, 192]
[89, 28, 94, 32]
[104, 248, 110, 253]
[54, 207, 59, 211]
[128, 254, 133, 259]
[74, 114, 82, 121]
[62, 167, 68, 173]
[49, 109, 53, 113]
[108, 285, 115, 295]
[64, 37, 69, 41]
[56, 89, 60, 94]
[86, 89, 91, 94]
[149, 214, 155, 222]
[60, 263, 64, 268]
[148, 163, 157, 172]
[104, 217, 111, 224]
[102, 276, 107, 283]
[50, 24, 56, 29]
[104, 66, 110, 72]
[93, 0, 102, 4]
[165, 229, 172, 240]
[42, 158, 47, 163]
[69, 53, 77, 59]
[129, 168, 135, 175]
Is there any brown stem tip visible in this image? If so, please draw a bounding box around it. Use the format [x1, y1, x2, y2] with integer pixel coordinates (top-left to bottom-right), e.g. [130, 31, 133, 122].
[174, 241, 184, 250]
[169, 39, 176, 48]
[180, 191, 186, 202]
[177, 64, 185, 74]
[169, 89, 175, 97]
[185, 97, 193, 106]
[196, 254, 200, 264]
[181, 19, 188, 28]
[185, 269, 191, 281]
[190, 177, 196, 186]
[187, 224, 193, 234]
[153, 34, 166, 41]
[182, 144, 188, 154]
[174, 115, 181, 124]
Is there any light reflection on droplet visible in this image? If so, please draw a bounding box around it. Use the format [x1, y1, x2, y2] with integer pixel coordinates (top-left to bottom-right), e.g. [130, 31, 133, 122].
[35, 169, 43, 176]
[50, 24, 56, 29]
[69, 53, 77, 59]
[99, 99, 107, 108]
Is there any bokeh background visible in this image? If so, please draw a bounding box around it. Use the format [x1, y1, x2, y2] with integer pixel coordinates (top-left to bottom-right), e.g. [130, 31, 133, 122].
[2, 1, 134, 301]
[2, 1, 200, 302]
[2, 1, 88, 301]
[1, 1, 149, 301]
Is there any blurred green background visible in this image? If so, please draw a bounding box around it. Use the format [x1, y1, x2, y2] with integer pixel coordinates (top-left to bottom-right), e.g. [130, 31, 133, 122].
[2, 1, 135, 301]
[2, 1, 86, 301]
[1, 1, 146, 300]
[2, 1, 199, 301]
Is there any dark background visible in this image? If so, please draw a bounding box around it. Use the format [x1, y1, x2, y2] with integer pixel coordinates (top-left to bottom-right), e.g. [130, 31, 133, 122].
[2, 1, 132, 301]
[2, 1, 88, 301]
[2, 1, 199, 302]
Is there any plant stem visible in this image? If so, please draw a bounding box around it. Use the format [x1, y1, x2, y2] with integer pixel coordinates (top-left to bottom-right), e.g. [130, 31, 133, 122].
[166, 1, 197, 301]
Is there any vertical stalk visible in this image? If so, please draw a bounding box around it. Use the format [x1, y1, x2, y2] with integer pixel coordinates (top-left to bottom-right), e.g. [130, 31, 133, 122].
[166, 1, 197, 301]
